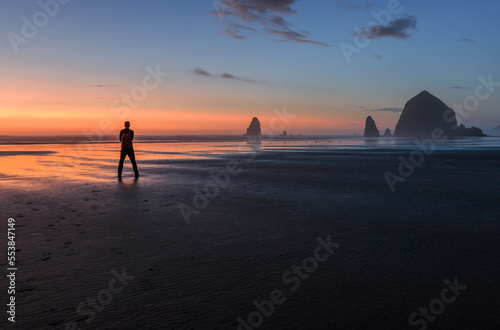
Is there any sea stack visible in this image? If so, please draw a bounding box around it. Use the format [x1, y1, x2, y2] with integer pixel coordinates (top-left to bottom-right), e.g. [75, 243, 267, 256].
[383, 128, 392, 137]
[394, 91, 486, 137]
[244, 117, 262, 136]
[364, 116, 380, 137]
[455, 125, 484, 137]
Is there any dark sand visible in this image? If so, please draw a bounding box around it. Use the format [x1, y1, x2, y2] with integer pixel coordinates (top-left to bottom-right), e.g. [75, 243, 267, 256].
[1, 149, 499, 329]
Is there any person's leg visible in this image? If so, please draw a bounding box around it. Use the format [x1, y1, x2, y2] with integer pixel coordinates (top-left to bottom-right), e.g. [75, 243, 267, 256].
[128, 148, 139, 176]
[118, 149, 126, 177]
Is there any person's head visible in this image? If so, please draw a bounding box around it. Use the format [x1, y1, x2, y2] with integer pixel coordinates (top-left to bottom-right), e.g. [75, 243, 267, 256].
[124, 121, 130, 128]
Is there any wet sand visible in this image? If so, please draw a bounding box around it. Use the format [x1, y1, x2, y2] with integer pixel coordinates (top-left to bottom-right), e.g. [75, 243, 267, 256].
[1, 149, 499, 329]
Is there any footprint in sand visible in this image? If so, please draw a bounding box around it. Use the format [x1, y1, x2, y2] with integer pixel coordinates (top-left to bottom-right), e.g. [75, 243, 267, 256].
[38, 252, 52, 261]
[18, 282, 37, 293]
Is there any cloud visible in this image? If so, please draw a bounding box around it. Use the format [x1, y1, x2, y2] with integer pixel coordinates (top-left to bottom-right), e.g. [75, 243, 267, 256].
[355, 16, 417, 40]
[457, 38, 475, 44]
[451, 86, 471, 90]
[367, 107, 403, 113]
[193, 68, 212, 77]
[266, 29, 329, 46]
[224, 29, 246, 39]
[223, 22, 258, 39]
[193, 68, 264, 84]
[210, 0, 327, 46]
[372, 54, 382, 60]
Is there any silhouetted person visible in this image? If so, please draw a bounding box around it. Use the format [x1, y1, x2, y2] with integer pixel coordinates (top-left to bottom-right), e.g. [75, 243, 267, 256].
[118, 121, 139, 178]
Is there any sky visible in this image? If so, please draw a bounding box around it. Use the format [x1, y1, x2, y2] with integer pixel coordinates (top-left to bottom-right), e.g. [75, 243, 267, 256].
[1, 0, 499, 135]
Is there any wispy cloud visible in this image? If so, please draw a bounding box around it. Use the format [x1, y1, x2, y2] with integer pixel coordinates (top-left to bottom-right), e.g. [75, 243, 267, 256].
[451, 86, 471, 90]
[266, 29, 329, 46]
[193, 68, 211, 77]
[372, 54, 383, 60]
[355, 16, 417, 40]
[367, 107, 403, 113]
[224, 22, 258, 39]
[210, 0, 328, 46]
[457, 38, 475, 44]
[193, 68, 265, 84]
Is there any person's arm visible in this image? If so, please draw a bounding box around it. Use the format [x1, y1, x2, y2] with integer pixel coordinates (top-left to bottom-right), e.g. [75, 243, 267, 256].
[119, 130, 123, 141]
[130, 130, 134, 140]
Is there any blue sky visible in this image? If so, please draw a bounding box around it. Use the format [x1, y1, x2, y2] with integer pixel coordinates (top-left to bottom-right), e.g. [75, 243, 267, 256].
[1, 0, 499, 134]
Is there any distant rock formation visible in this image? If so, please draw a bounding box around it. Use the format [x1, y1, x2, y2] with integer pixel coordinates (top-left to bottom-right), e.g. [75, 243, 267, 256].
[394, 91, 486, 137]
[455, 125, 485, 137]
[364, 116, 380, 137]
[383, 128, 392, 137]
[244, 117, 261, 136]
[282, 130, 288, 136]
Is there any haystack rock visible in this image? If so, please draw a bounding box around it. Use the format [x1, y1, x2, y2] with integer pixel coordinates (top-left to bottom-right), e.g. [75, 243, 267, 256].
[244, 117, 261, 136]
[384, 128, 392, 137]
[394, 91, 486, 137]
[364, 116, 380, 137]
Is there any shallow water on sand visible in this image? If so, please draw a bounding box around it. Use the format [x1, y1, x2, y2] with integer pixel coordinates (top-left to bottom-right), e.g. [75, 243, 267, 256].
[1, 136, 499, 186]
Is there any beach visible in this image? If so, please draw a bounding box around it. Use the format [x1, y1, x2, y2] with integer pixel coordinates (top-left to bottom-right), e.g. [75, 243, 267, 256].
[1, 137, 499, 329]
